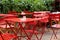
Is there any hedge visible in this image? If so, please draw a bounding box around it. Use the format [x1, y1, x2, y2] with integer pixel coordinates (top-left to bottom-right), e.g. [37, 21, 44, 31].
[0, 0, 54, 13]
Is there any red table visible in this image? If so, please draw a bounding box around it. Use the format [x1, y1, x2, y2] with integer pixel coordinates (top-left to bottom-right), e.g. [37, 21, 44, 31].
[4, 18, 38, 40]
[4, 16, 49, 40]
[4, 17, 49, 23]
[4, 18, 34, 22]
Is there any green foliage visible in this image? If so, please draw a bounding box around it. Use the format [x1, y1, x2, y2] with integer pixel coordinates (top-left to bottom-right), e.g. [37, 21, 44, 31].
[44, 0, 55, 11]
[0, 0, 54, 13]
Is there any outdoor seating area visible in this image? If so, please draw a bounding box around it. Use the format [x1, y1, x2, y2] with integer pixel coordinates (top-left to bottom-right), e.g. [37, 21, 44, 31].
[0, 11, 60, 40]
[1, 0, 60, 40]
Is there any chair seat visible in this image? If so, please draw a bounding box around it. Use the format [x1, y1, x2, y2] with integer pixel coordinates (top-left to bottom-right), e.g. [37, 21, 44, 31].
[52, 24, 60, 28]
[25, 30, 38, 34]
[0, 25, 14, 28]
[27, 21, 37, 25]
[0, 33, 16, 40]
[52, 19, 59, 21]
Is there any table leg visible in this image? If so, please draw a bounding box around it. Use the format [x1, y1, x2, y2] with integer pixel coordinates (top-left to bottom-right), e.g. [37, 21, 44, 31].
[29, 23, 39, 40]
[19, 23, 31, 40]
[39, 23, 46, 40]
[39, 27, 45, 40]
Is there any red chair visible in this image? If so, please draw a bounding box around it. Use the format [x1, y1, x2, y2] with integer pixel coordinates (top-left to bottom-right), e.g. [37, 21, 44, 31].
[20, 11, 39, 40]
[0, 14, 18, 28]
[49, 13, 60, 40]
[0, 15, 18, 39]
[33, 12, 49, 40]
[39, 16, 49, 40]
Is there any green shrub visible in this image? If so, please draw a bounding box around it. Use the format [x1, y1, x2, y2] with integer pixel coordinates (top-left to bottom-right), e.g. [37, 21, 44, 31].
[0, 0, 54, 13]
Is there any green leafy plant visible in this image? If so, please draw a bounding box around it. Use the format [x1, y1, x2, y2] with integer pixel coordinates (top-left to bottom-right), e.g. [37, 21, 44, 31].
[0, 0, 55, 13]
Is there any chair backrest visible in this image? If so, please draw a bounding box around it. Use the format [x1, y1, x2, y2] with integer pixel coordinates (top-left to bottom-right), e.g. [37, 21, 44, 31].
[33, 11, 49, 18]
[33, 11, 49, 23]
[49, 14, 60, 21]
[0, 17, 6, 24]
[1, 14, 18, 20]
[8, 11, 18, 15]
[48, 14, 60, 27]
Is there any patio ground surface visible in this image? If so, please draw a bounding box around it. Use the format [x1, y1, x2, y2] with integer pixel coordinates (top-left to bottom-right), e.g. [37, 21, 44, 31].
[20, 29, 60, 40]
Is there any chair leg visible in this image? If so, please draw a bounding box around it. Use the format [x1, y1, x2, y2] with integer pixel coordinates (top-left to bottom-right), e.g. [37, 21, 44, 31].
[0, 31, 4, 40]
[39, 27, 45, 40]
[40, 32, 44, 40]
[54, 29, 59, 39]
[50, 28, 57, 40]
[19, 23, 31, 40]
[33, 24, 39, 40]
[27, 25, 39, 40]
[28, 32, 39, 40]
[50, 32, 54, 40]
[52, 28, 57, 39]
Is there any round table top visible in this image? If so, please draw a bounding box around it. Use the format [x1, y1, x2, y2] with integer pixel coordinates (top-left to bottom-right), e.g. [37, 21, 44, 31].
[4, 16, 49, 23]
